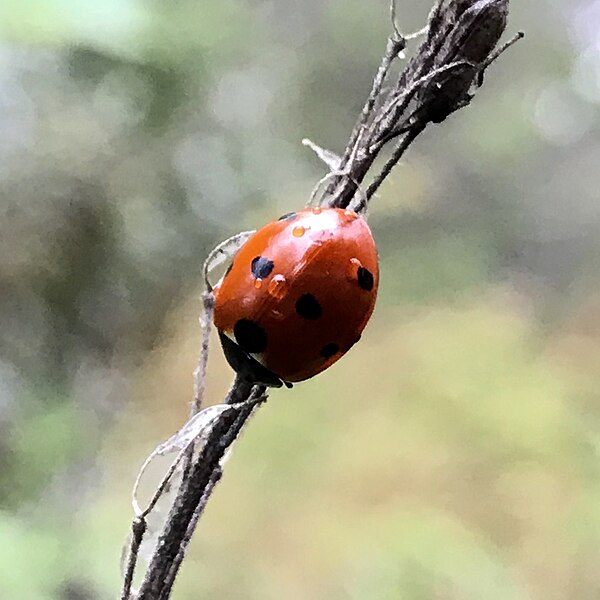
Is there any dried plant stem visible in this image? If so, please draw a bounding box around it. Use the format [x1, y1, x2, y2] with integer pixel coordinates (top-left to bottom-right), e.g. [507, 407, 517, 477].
[322, 0, 518, 211]
[366, 123, 425, 201]
[338, 33, 406, 173]
[121, 1, 521, 598]
[136, 379, 265, 599]
[191, 291, 214, 416]
[157, 469, 222, 600]
[121, 518, 147, 600]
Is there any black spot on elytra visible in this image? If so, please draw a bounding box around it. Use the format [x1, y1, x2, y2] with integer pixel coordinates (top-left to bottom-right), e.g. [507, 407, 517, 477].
[278, 212, 297, 221]
[233, 319, 267, 354]
[224, 261, 233, 278]
[357, 267, 374, 291]
[251, 256, 274, 279]
[320, 343, 339, 359]
[295, 293, 322, 319]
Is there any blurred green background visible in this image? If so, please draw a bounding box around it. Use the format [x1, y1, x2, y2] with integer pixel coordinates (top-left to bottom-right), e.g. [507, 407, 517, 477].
[2, 0, 600, 598]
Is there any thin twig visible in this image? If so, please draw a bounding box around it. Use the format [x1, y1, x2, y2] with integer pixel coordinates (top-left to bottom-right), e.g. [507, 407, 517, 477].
[337, 30, 405, 174]
[191, 291, 214, 416]
[476, 30, 524, 85]
[121, 518, 147, 600]
[182, 290, 215, 483]
[366, 123, 426, 201]
[157, 468, 223, 600]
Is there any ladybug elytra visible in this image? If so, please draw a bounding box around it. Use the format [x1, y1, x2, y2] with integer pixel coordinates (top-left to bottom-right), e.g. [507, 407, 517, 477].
[213, 207, 379, 387]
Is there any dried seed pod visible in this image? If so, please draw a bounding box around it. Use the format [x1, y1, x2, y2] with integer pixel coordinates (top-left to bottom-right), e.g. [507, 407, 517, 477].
[419, 0, 509, 122]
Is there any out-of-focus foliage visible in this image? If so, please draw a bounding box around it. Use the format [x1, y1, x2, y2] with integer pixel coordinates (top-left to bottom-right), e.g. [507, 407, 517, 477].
[1, 0, 600, 598]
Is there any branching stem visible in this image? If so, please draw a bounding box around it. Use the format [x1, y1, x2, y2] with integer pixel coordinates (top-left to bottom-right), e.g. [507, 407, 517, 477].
[120, 1, 521, 598]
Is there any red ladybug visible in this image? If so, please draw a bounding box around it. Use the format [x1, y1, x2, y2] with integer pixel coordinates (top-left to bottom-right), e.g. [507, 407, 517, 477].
[213, 207, 379, 387]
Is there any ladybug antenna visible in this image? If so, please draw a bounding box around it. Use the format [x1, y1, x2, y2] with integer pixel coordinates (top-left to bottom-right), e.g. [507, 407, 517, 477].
[203, 230, 256, 292]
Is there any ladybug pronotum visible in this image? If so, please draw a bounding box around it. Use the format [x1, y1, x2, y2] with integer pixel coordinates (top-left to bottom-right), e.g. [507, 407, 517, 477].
[213, 207, 379, 387]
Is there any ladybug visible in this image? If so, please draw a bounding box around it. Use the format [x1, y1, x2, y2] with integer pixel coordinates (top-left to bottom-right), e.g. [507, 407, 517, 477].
[213, 207, 379, 388]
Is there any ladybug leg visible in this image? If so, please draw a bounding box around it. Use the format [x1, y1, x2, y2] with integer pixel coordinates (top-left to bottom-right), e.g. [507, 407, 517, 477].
[203, 230, 256, 292]
[218, 332, 285, 388]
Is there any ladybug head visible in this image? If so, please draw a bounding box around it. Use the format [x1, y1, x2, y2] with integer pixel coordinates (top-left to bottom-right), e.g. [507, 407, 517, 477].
[218, 332, 292, 388]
